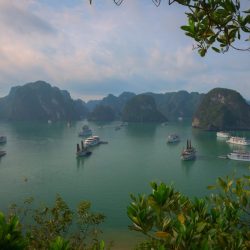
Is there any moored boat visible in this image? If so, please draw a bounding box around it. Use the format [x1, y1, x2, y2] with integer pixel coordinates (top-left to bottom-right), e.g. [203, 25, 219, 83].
[84, 136, 100, 147]
[76, 141, 92, 157]
[226, 136, 250, 146]
[78, 125, 93, 137]
[216, 131, 230, 138]
[167, 134, 180, 143]
[227, 150, 250, 161]
[0, 136, 7, 144]
[115, 125, 121, 131]
[181, 140, 196, 161]
[0, 150, 6, 157]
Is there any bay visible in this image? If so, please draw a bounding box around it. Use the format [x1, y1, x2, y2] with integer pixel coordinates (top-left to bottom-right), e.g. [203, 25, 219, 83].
[0, 120, 249, 248]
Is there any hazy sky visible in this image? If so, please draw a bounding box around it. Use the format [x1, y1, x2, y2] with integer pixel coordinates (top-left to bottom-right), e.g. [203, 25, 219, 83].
[0, 0, 249, 101]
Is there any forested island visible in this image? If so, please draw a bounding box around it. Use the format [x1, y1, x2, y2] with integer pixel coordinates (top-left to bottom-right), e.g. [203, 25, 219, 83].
[192, 88, 250, 130]
[0, 81, 250, 131]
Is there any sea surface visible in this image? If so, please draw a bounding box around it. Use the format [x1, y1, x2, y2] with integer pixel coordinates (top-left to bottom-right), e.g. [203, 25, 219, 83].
[0, 120, 249, 248]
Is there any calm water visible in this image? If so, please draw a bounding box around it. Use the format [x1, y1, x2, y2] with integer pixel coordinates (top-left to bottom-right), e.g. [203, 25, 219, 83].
[0, 120, 249, 248]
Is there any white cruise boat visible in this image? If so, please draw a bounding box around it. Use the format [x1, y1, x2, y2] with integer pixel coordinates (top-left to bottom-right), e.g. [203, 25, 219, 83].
[227, 151, 250, 162]
[216, 131, 230, 138]
[226, 136, 250, 146]
[84, 136, 100, 147]
[78, 125, 93, 137]
[167, 134, 180, 143]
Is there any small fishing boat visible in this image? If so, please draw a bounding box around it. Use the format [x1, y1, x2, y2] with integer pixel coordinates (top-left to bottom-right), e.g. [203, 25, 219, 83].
[167, 134, 180, 143]
[181, 140, 196, 161]
[115, 126, 121, 131]
[0, 150, 6, 157]
[0, 136, 7, 144]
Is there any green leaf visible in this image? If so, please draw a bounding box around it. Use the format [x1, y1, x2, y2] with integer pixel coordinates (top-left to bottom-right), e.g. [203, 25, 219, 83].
[198, 48, 207, 57]
[99, 240, 105, 250]
[196, 222, 207, 233]
[243, 9, 250, 14]
[181, 25, 192, 32]
[211, 47, 220, 53]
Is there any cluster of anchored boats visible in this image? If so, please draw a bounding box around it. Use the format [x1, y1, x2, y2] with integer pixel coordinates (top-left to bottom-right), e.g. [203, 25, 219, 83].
[76, 125, 250, 162]
[76, 125, 107, 157]
[217, 131, 250, 162]
[167, 131, 250, 162]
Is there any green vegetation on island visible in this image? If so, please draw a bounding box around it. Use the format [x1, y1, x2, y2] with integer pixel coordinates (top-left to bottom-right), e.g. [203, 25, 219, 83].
[88, 105, 116, 122]
[0, 81, 88, 122]
[148, 90, 204, 120]
[87, 91, 203, 120]
[192, 88, 250, 130]
[122, 94, 167, 122]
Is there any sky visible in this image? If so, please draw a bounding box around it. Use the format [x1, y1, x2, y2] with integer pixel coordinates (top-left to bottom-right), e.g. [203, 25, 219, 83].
[0, 0, 249, 101]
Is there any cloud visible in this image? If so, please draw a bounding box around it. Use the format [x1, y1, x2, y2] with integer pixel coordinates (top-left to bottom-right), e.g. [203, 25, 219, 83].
[0, 0, 249, 101]
[0, 0, 56, 35]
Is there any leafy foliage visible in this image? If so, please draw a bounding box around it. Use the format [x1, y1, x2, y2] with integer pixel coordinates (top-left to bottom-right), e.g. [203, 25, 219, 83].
[178, 0, 250, 56]
[6, 195, 106, 250]
[0, 212, 26, 250]
[89, 0, 250, 56]
[127, 175, 250, 249]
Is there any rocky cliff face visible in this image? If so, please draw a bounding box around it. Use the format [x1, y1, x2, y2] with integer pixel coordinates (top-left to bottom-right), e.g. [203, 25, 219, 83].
[148, 90, 204, 119]
[87, 91, 203, 120]
[86, 92, 135, 117]
[192, 88, 250, 130]
[88, 105, 115, 121]
[0, 81, 88, 121]
[121, 94, 167, 122]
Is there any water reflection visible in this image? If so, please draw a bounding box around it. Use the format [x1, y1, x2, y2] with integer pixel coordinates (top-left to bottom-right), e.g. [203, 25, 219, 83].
[125, 123, 157, 138]
[8, 121, 67, 139]
[76, 157, 85, 169]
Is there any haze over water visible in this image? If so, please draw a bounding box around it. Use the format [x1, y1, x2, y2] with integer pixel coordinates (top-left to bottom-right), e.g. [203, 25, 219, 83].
[0, 120, 249, 247]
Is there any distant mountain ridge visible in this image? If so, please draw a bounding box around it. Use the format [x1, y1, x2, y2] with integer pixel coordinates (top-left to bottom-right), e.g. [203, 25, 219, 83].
[87, 90, 203, 120]
[0, 81, 88, 121]
[0, 81, 206, 122]
[2, 81, 248, 126]
[146, 90, 204, 119]
[192, 88, 250, 130]
[122, 94, 167, 122]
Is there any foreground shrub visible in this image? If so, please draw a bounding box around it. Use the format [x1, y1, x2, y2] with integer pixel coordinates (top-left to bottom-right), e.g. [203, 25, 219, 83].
[127, 175, 250, 249]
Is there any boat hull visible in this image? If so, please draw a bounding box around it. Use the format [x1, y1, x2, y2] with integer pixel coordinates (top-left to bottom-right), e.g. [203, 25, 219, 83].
[226, 136, 250, 146]
[0, 151, 6, 157]
[181, 154, 196, 161]
[76, 151, 92, 157]
[216, 132, 230, 138]
[227, 153, 250, 162]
